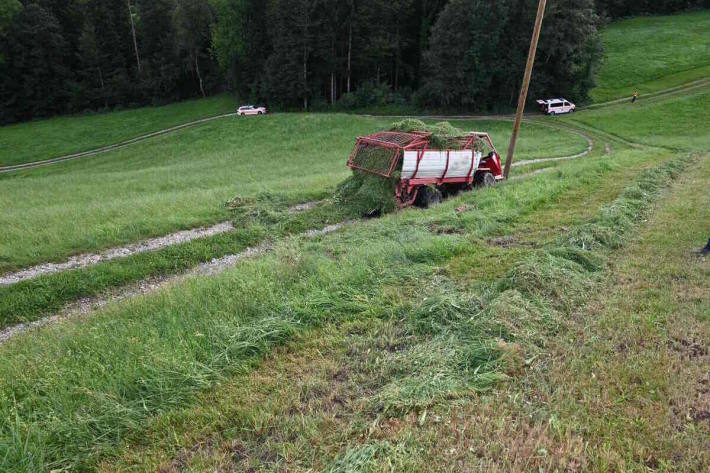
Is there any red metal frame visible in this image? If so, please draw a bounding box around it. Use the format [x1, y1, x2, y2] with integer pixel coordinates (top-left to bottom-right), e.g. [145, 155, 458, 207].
[347, 130, 503, 206]
[346, 132, 431, 178]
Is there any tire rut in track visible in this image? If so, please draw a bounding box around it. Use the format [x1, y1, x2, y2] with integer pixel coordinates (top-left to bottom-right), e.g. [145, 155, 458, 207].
[0, 157, 585, 346]
[0, 201, 323, 286]
[0, 221, 352, 346]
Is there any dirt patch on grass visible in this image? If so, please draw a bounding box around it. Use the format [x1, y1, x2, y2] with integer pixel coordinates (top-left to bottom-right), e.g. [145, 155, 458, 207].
[667, 337, 710, 359]
[147, 321, 403, 472]
[487, 236, 539, 249]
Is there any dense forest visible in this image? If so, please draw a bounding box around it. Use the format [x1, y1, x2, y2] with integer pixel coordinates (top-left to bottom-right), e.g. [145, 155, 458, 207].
[0, 0, 707, 123]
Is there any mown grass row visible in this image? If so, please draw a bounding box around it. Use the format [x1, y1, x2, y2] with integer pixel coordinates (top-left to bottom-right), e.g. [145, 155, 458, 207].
[0, 128, 594, 332]
[0, 191, 347, 329]
[318, 156, 691, 472]
[0, 151, 640, 472]
[107, 152, 692, 472]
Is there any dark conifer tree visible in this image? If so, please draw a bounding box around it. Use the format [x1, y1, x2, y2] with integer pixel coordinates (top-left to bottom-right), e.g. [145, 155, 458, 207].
[0, 3, 69, 121]
[174, 0, 215, 98]
[83, 0, 136, 107]
[419, 0, 602, 110]
[0, 0, 706, 122]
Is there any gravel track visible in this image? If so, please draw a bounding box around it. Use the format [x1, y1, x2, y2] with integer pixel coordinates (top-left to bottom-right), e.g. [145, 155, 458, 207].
[0, 221, 235, 286]
[0, 221, 351, 345]
[0, 201, 322, 286]
[0, 155, 581, 345]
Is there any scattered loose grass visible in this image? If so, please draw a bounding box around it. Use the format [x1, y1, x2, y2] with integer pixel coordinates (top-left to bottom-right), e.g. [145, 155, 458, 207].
[333, 171, 399, 216]
[324, 441, 393, 473]
[562, 158, 686, 250]
[0, 134, 603, 330]
[88, 149, 691, 473]
[0, 135, 692, 472]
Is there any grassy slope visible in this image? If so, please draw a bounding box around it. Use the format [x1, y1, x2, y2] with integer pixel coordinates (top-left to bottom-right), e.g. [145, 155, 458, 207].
[0, 116, 586, 271]
[567, 87, 710, 151]
[590, 9, 710, 103]
[82, 87, 708, 471]
[1, 146, 669, 471]
[0, 107, 705, 473]
[0, 95, 240, 167]
[96, 153, 707, 473]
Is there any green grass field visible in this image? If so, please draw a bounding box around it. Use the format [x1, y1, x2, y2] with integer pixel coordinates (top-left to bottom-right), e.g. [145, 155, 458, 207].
[568, 87, 710, 150]
[0, 115, 587, 272]
[0, 10, 708, 472]
[591, 10, 710, 102]
[1, 146, 685, 471]
[0, 95, 239, 167]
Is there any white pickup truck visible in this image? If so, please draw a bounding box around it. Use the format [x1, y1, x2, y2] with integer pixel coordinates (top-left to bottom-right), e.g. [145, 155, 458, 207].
[237, 105, 267, 116]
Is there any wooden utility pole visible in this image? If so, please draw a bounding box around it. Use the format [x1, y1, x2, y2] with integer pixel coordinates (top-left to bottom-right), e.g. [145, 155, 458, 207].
[127, 0, 142, 76]
[503, 0, 547, 179]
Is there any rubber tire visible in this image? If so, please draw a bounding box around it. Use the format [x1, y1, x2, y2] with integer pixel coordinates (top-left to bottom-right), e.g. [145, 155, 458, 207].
[549, 111, 556, 116]
[475, 172, 496, 188]
[418, 187, 443, 208]
[258, 111, 263, 115]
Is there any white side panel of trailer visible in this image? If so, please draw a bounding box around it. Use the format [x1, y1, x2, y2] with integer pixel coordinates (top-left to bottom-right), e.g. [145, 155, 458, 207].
[401, 150, 482, 179]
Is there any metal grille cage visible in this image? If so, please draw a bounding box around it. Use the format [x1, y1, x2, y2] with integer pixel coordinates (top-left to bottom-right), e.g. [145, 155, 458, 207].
[347, 132, 430, 178]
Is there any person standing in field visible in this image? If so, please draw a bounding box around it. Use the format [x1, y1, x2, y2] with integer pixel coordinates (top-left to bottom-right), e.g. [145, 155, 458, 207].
[632, 91, 639, 103]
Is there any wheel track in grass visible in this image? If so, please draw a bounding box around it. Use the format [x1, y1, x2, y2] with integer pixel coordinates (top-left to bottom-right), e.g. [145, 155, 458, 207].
[0, 112, 237, 174]
[0, 200, 324, 286]
[0, 151, 588, 346]
[0, 221, 351, 346]
[0, 120, 594, 285]
[0, 156, 577, 345]
[1, 79, 703, 175]
[4, 90, 684, 343]
[0, 121, 591, 288]
[0, 112, 591, 174]
[585, 77, 710, 110]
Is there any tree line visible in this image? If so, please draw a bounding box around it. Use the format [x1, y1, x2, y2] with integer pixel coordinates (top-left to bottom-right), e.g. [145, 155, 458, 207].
[0, 0, 706, 123]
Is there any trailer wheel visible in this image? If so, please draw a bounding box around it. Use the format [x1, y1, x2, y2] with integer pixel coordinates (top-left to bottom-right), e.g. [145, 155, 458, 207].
[417, 187, 443, 208]
[475, 172, 496, 188]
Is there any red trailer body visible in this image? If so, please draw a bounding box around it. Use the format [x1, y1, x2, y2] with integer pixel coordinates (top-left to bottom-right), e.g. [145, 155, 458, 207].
[347, 130, 503, 207]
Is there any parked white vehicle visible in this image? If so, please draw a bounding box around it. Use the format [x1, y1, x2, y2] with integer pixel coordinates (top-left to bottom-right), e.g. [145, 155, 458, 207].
[536, 98, 576, 115]
[237, 105, 267, 116]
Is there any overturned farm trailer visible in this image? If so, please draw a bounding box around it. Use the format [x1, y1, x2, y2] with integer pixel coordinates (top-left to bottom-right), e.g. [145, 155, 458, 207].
[347, 130, 504, 207]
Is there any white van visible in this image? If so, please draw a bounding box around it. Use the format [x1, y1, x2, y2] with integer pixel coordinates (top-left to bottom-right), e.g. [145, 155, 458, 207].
[536, 98, 576, 115]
